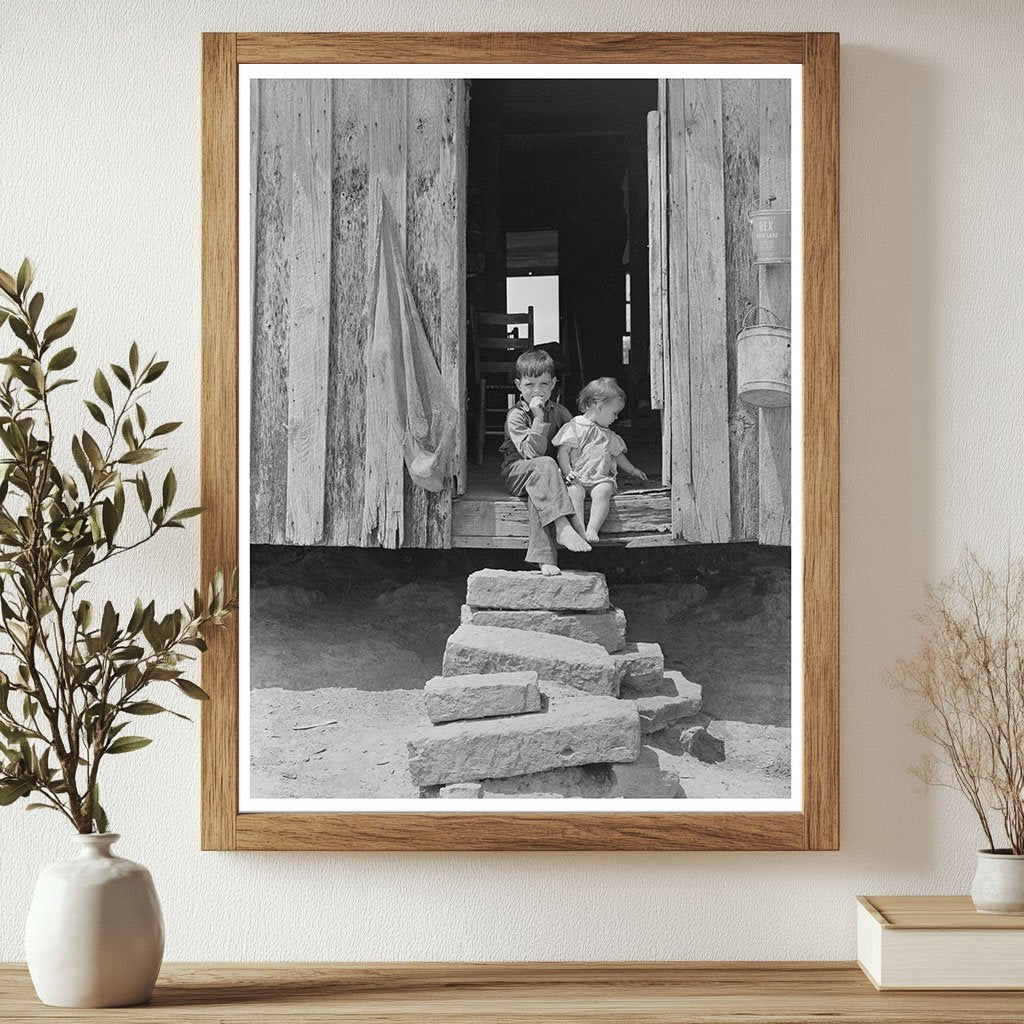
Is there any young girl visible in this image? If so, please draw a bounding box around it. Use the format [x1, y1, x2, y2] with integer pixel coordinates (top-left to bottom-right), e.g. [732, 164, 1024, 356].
[552, 377, 648, 543]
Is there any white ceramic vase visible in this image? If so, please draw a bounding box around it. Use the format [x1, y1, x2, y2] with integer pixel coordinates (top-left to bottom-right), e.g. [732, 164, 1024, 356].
[25, 833, 164, 1007]
[971, 850, 1024, 915]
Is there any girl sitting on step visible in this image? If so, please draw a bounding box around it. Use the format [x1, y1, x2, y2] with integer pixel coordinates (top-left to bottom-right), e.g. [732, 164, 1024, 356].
[552, 377, 648, 544]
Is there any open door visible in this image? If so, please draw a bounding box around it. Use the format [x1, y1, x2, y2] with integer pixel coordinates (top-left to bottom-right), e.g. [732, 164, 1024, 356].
[647, 79, 732, 543]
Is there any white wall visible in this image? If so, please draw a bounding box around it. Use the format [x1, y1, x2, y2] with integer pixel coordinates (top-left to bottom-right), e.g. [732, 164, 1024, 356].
[2, 0, 1022, 961]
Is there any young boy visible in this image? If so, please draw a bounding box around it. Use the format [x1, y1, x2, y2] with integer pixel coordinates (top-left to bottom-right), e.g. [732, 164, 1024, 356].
[500, 350, 591, 575]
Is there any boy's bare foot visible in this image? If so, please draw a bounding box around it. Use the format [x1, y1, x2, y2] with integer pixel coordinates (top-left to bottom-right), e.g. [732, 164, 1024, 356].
[555, 521, 591, 552]
[540, 563, 561, 576]
[585, 528, 601, 544]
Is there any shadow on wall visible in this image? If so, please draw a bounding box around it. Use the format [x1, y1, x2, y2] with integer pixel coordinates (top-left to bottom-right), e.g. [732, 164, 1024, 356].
[838, 47, 935, 867]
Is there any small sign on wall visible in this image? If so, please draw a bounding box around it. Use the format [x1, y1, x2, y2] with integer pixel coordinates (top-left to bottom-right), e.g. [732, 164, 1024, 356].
[750, 208, 791, 264]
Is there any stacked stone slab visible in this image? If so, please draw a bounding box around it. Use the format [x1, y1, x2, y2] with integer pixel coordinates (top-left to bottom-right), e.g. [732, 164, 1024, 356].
[408, 569, 710, 797]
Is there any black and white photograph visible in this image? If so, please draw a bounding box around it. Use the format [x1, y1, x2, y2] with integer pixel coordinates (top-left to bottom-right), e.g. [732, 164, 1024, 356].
[240, 67, 800, 809]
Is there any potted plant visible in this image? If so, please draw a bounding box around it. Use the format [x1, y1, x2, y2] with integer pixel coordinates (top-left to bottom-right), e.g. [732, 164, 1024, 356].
[0, 259, 236, 1005]
[895, 551, 1024, 914]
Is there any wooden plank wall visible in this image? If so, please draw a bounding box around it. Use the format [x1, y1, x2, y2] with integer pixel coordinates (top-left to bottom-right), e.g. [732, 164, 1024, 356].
[285, 81, 332, 544]
[722, 80, 761, 542]
[251, 78, 466, 549]
[653, 77, 789, 546]
[666, 80, 731, 543]
[757, 80, 792, 546]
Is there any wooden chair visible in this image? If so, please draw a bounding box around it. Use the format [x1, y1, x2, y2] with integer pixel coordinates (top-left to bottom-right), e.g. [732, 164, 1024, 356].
[470, 306, 534, 466]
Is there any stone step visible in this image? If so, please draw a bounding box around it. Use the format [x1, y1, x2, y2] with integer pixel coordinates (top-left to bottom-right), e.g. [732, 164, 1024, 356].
[406, 689, 640, 787]
[423, 747, 685, 799]
[424, 671, 541, 724]
[460, 604, 627, 653]
[443, 624, 618, 697]
[465, 568, 609, 612]
[611, 642, 664, 690]
[624, 670, 704, 734]
[608, 745, 687, 798]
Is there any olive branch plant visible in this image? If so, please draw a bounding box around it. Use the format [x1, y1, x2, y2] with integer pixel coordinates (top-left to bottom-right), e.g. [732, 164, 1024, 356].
[0, 258, 236, 833]
[894, 551, 1024, 854]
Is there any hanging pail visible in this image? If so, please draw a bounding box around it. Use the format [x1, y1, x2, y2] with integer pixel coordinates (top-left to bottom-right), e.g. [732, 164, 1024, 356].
[749, 208, 790, 264]
[736, 306, 791, 408]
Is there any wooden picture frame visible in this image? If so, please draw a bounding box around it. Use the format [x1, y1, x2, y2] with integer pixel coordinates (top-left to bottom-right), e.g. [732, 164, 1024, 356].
[201, 32, 838, 851]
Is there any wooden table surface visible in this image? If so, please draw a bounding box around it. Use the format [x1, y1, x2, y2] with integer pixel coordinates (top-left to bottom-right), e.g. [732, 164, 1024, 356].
[3, 962, 1024, 1023]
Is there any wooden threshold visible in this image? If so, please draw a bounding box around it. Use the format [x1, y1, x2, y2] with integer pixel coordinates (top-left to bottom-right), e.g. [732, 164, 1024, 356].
[453, 487, 673, 549]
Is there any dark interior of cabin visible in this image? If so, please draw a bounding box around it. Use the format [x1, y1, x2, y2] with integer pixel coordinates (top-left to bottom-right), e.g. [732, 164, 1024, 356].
[465, 79, 661, 492]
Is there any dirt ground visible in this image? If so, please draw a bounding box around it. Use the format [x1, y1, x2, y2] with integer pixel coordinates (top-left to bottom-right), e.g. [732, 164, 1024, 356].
[249, 546, 792, 801]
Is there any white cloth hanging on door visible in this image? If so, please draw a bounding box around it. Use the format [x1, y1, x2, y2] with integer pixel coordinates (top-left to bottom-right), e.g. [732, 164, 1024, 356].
[361, 194, 457, 548]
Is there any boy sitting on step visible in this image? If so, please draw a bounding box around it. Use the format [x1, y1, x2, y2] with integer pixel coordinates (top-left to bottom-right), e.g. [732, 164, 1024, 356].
[499, 350, 592, 576]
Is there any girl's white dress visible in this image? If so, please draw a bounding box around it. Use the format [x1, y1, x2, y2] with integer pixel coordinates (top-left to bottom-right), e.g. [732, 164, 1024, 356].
[551, 415, 627, 492]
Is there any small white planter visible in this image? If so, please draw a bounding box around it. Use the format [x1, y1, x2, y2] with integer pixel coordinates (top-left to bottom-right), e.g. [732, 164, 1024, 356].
[971, 850, 1024, 915]
[25, 833, 164, 1007]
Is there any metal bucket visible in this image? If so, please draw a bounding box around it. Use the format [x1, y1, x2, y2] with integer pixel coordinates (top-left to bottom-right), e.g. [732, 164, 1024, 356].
[736, 306, 791, 408]
[749, 208, 790, 264]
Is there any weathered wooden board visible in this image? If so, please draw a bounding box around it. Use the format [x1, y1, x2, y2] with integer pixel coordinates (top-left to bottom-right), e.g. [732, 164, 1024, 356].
[447, 81, 468, 496]
[362, 80, 410, 548]
[452, 490, 672, 539]
[250, 79, 294, 544]
[646, 110, 664, 412]
[402, 79, 462, 547]
[758, 78, 792, 546]
[285, 80, 332, 544]
[680, 80, 731, 543]
[722, 79, 761, 542]
[324, 78, 371, 546]
[657, 80, 672, 487]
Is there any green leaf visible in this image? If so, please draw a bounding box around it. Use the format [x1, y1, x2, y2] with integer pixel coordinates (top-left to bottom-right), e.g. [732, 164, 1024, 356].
[84, 400, 107, 427]
[0, 779, 33, 805]
[150, 421, 181, 438]
[118, 448, 157, 465]
[105, 735, 152, 755]
[129, 342, 139, 375]
[26, 802, 61, 813]
[91, 785, 108, 834]
[42, 308, 76, 344]
[100, 601, 117, 647]
[16, 258, 34, 298]
[48, 346, 76, 371]
[136, 404, 147, 432]
[81, 431, 105, 472]
[75, 599, 93, 630]
[0, 269, 18, 300]
[71, 435, 92, 482]
[93, 369, 113, 408]
[142, 360, 168, 383]
[110, 363, 131, 389]
[168, 507, 203, 523]
[101, 498, 116, 547]
[121, 418, 137, 449]
[162, 468, 176, 508]
[8, 317, 31, 344]
[27, 292, 43, 329]
[176, 679, 210, 701]
[124, 700, 186, 718]
[135, 473, 152, 513]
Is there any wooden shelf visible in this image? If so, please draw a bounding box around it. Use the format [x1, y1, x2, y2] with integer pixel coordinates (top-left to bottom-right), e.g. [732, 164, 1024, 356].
[3, 962, 1023, 1022]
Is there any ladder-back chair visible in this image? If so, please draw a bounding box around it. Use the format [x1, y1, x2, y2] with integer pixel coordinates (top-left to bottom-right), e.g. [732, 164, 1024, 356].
[470, 305, 534, 466]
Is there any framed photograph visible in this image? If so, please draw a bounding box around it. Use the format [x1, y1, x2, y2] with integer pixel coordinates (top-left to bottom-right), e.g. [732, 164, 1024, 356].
[201, 32, 838, 850]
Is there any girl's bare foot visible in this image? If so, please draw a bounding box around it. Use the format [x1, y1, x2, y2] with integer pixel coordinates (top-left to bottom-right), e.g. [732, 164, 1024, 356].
[555, 521, 591, 552]
[540, 563, 561, 576]
[585, 528, 601, 544]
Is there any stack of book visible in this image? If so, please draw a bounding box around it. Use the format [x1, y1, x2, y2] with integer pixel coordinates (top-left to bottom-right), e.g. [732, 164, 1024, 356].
[857, 895, 1024, 990]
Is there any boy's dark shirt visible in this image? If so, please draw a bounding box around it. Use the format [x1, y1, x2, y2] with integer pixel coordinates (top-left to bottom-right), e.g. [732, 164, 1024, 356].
[500, 398, 573, 474]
